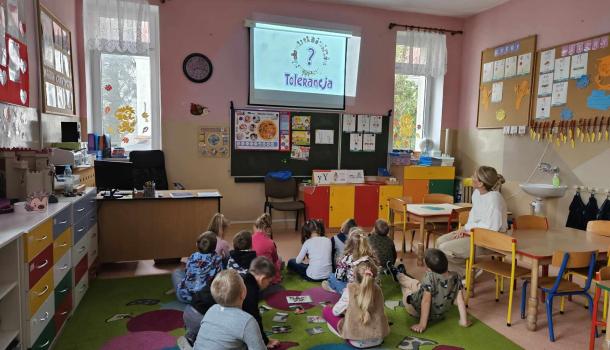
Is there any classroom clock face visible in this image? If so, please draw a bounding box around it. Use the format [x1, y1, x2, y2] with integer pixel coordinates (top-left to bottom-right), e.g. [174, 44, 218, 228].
[183, 53, 213, 83]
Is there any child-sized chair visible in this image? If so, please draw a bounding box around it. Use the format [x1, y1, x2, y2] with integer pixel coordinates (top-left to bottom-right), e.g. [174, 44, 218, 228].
[512, 215, 549, 230]
[465, 228, 530, 326]
[589, 266, 610, 350]
[520, 250, 597, 342]
[387, 197, 420, 252]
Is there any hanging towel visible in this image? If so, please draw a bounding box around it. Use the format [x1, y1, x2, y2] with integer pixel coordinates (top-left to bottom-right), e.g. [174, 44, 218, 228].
[584, 193, 599, 227]
[598, 198, 610, 220]
[566, 192, 587, 230]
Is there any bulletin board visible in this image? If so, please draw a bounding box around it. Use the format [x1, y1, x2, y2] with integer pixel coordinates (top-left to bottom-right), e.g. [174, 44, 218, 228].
[531, 32, 610, 124]
[477, 35, 537, 129]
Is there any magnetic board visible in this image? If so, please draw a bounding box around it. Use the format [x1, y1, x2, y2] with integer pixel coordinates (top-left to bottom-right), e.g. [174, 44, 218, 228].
[340, 114, 390, 176]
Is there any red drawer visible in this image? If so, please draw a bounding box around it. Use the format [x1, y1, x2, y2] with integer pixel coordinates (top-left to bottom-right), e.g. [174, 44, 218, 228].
[29, 245, 53, 289]
[303, 186, 329, 227]
[54, 291, 73, 330]
[74, 255, 88, 285]
[355, 184, 379, 228]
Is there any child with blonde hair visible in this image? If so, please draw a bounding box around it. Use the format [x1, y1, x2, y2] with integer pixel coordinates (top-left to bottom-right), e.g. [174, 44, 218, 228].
[288, 220, 332, 281]
[322, 230, 378, 294]
[207, 213, 231, 261]
[331, 218, 357, 270]
[322, 259, 390, 348]
[251, 213, 282, 284]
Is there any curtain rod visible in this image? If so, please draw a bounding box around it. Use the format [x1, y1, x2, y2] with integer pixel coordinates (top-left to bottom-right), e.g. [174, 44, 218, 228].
[388, 23, 463, 36]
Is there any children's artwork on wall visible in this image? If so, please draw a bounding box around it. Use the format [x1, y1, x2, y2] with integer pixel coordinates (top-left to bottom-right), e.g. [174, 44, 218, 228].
[514, 80, 530, 110]
[357, 114, 370, 132]
[0, 35, 28, 106]
[480, 85, 491, 111]
[342, 113, 356, 132]
[235, 110, 280, 151]
[38, 4, 75, 116]
[362, 133, 375, 152]
[369, 115, 383, 133]
[496, 109, 506, 121]
[349, 133, 362, 151]
[491, 82, 503, 103]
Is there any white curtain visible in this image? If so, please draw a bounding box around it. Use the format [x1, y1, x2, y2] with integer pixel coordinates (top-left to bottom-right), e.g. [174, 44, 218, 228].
[85, 0, 151, 54]
[395, 30, 447, 78]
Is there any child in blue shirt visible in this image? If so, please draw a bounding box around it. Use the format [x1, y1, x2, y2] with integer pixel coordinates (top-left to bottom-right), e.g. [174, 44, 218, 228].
[172, 231, 223, 303]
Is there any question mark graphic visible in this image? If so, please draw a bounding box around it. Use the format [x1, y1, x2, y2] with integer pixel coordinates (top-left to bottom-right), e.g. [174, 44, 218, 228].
[307, 48, 315, 66]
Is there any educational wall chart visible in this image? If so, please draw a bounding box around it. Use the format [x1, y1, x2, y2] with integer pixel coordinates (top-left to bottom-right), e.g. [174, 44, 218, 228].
[477, 35, 537, 129]
[234, 110, 280, 150]
[198, 126, 229, 158]
[0, 0, 29, 107]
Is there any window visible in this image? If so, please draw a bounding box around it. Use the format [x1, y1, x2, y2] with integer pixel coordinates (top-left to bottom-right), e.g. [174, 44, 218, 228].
[85, 2, 161, 152]
[393, 73, 426, 150]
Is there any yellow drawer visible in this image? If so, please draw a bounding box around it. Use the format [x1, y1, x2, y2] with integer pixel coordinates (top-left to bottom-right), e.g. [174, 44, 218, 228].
[403, 166, 455, 180]
[29, 269, 54, 317]
[53, 227, 72, 263]
[25, 220, 53, 262]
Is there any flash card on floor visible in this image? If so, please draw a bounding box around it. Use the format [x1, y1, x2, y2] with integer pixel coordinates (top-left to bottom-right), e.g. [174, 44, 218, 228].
[273, 312, 289, 322]
[286, 295, 312, 304]
[307, 316, 325, 323]
[306, 326, 325, 335]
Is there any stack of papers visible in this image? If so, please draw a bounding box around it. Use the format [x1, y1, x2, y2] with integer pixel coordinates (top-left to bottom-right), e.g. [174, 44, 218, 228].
[169, 192, 195, 198]
[197, 191, 221, 198]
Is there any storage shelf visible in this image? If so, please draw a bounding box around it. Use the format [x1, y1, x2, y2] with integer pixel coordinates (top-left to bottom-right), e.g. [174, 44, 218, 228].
[0, 282, 17, 302]
[0, 329, 19, 350]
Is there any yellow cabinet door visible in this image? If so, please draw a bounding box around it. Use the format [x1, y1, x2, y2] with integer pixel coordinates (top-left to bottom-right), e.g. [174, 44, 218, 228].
[378, 185, 403, 220]
[329, 185, 355, 228]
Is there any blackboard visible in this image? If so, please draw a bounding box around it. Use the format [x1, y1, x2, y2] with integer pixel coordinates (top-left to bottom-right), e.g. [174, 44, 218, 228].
[340, 114, 391, 176]
[230, 108, 340, 178]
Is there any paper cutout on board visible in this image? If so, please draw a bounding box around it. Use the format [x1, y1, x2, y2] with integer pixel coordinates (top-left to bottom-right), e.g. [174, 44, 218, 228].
[493, 59, 505, 80]
[517, 53, 531, 76]
[357, 115, 370, 132]
[482, 62, 493, 83]
[495, 109, 506, 121]
[369, 115, 383, 133]
[342, 114, 356, 133]
[551, 81, 568, 106]
[568, 44, 576, 56]
[540, 49, 556, 73]
[349, 133, 362, 151]
[554, 57, 570, 82]
[514, 80, 530, 110]
[576, 42, 584, 54]
[504, 56, 517, 78]
[594, 54, 610, 91]
[536, 96, 551, 119]
[587, 90, 610, 111]
[315, 129, 334, 144]
[561, 107, 573, 120]
[362, 133, 375, 152]
[576, 74, 590, 89]
[480, 85, 492, 111]
[570, 53, 588, 79]
[561, 45, 569, 57]
[538, 72, 553, 96]
[491, 82, 503, 103]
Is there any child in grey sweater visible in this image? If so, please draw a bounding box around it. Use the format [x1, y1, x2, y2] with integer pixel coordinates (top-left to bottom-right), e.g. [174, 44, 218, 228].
[194, 269, 266, 350]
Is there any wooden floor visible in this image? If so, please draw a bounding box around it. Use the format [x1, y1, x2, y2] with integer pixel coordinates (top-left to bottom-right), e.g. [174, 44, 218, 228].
[96, 222, 606, 350]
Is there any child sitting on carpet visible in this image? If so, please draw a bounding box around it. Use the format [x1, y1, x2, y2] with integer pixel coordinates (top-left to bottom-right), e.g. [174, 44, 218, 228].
[288, 219, 332, 281]
[208, 213, 231, 262]
[172, 231, 223, 304]
[331, 218, 357, 270]
[186, 257, 279, 348]
[397, 248, 470, 333]
[367, 219, 397, 274]
[322, 230, 377, 294]
[227, 230, 257, 274]
[322, 258, 390, 348]
[252, 213, 282, 284]
[194, 269, 268, 350]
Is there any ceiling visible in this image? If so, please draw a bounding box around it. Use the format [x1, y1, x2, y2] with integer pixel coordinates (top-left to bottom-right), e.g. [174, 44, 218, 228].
[307, 0, 510, 17]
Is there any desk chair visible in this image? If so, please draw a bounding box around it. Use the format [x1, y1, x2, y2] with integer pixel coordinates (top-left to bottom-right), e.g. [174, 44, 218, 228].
[513, 215, 549, 230]
[129, 150, 169, 190]
[520, 250, 597, 341]
[264, 177, 305, 231]
[465, 228, 530, 327]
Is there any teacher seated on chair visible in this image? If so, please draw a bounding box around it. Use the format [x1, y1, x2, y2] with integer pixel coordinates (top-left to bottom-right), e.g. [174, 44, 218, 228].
[436, 165, 507, 276]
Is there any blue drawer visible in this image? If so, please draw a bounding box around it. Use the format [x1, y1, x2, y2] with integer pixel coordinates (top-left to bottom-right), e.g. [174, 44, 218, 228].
[53, 207, 72, 239]
[73, 191, 96, 223]
[73, 209, 96, 244]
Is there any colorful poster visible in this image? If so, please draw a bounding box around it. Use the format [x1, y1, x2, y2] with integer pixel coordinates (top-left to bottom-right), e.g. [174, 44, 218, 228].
[551, 81, 568, 106]
[553, 57, 570, 82]
[363, 134, 375, 152]
[234, 110, 280, 151]
[537, 72, 553, 96]
[570, 53, 588, 79]
[493, 59, 505, 80]
[517, 53, 531, 76]
[291, 115, 311, 130]
[535, 96, 551, 119]
[291, 130, 310, 145]
[357, 114, 370, 132]
[279, 112, 290, 152]
[482, 62, 493, 83]
[349, 133, 362, 152]
[504, 56, 517, 79]
[290, 145, 309, 160]
[198, 126, 229, 158]
[491, 82, 503, 103]
[369, 115, 383, 133]
[540, 49, 555, 73]
[342, 113, 356, 132]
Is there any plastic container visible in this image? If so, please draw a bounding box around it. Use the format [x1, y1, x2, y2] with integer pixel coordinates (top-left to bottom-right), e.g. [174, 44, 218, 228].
[63, 165, 73, 194]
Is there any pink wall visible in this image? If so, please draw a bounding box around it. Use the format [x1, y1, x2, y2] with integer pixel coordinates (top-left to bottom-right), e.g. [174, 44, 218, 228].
[458, 0, 610, 129]
[157, 0, 463, 128]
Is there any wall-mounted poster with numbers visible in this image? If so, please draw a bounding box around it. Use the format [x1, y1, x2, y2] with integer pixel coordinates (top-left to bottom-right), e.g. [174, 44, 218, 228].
[38, 4, 75, 116]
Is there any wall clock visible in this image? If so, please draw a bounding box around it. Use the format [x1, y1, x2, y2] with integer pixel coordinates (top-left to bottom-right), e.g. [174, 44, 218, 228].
[183, 53, 213, 83]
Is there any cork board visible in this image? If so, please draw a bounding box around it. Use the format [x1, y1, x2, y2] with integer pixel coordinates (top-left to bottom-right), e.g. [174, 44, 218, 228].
[477, 35, 537, 129]
[531, 32, 610, 122]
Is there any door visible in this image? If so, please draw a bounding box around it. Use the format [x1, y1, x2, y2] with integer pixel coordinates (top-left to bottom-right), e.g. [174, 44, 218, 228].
[303, 185, 329, 226]
[354, 184, 379, 228]
[329, 185, 355, 228]
[403, 179, 428, 203]
[379, 185, 403, 220]
[429, 179, 455, 197]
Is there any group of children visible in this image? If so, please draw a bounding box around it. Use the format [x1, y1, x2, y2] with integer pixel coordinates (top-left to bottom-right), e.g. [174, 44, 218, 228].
[171, 212, 470, 350]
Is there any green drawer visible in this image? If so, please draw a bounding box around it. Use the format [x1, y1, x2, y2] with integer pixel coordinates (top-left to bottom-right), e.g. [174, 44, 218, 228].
[32, 320, 56, 350]
[429, 179, 454, 197]
[55, 271, 72, 308]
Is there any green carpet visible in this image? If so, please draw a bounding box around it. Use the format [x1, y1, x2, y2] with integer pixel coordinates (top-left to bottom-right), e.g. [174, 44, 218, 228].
[55, 272, 522, 350]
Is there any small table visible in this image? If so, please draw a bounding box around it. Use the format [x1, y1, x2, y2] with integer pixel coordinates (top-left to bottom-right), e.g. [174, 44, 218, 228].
[406, 203, 463, 249]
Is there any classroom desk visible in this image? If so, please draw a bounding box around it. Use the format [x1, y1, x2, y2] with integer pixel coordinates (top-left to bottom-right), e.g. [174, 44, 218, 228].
[96, 189, 222, 263]
[509, 227, 610, 332]
[406, 203, 463, 249]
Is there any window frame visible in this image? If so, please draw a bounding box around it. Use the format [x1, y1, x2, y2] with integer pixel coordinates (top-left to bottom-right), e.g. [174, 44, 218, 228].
[391, 73, 433, 151]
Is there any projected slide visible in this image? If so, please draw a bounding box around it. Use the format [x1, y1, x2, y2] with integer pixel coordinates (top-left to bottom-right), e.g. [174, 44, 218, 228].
[250, 25, 347, 109]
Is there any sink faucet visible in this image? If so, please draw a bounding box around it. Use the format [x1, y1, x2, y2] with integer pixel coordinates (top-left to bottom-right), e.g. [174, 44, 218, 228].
[538, 162, 559, 174]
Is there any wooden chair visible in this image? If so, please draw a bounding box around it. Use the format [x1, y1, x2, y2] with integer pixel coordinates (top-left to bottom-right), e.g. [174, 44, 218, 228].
[421, 194, 460, 248]
[422, 193, 454, 204]
[264, 177, 305, 231]
[587, 220, 610, 236]
[426, 207, 471, 248]
[520, 250, 597, 341]
[465, 228, 530, 326]
[513, 215, 549, 230]
[462, 177, 474, 203]
[387, 197, 420, 252]
[590, 266, 610, 350]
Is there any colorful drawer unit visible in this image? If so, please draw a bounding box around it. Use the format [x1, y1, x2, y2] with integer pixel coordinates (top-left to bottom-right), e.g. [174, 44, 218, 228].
[303, 184, 403, 228]
[69, 191, 97, 310]
[391, 165, 455, 203]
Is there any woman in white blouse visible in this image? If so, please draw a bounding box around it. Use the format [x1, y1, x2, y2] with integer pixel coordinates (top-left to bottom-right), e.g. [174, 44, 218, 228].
[436, 165, 507, 276]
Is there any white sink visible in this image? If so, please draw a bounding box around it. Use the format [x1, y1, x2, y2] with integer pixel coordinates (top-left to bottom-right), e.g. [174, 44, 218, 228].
[520, 183, 568, 199]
